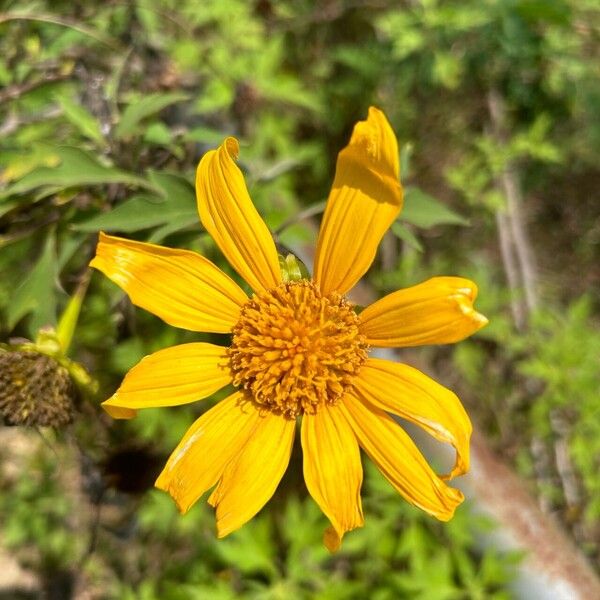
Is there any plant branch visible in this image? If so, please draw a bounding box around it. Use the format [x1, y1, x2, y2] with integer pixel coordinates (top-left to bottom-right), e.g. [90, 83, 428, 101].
[488, 89, 539, 322]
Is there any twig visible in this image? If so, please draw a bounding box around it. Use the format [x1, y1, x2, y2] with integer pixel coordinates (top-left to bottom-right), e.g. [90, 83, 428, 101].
[0, 73, 71, 104]
[495, 209, 527, 330]
[551, 412, 582, 512]
[470, 430, 600, 599]
[530, 436, 554, 513]
[487, 89, 539, 318]
[0, 106, 62, 137]
[502, 164, 538, 311]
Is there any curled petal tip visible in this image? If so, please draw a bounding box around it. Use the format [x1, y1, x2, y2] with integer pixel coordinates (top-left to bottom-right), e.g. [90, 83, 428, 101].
[359, 276, 488, 347]
[455, 294, 488, 323]
[196, 136, 281, 293]
[323, 526, 342, 553]
[473, 311, 489, 327]
[438, 488, 465, 521]
[154, 480, 190, 515]
[313, 107, 402, 295]
[177, 503, 190, 515]
[154, 473, 168, 492]
[224, 136, 240, 158]
[456, 285, 477, 300]
[101, 398, 137, 420]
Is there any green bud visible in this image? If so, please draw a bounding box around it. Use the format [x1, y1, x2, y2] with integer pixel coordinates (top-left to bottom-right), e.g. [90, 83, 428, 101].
[278, 253, 310, 282]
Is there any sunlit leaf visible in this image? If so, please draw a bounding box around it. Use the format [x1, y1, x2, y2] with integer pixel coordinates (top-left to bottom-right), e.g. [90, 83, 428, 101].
[74, 171, 197, 234]
[0, 146, 155, 200]
[146, 212, 201, 242]
[401, 187, 469, 228]
[74, 194, 194, 233]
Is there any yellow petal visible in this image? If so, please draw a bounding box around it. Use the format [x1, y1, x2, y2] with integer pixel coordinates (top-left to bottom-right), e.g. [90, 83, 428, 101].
[155, 391, 259, 513]
[208, 413, 295, 538]
[103, 405, 137, 420]
[313, 107, 403, 296]
[340, 395, 464, 521]
[102, 343, 231, 416]
[301, 404, 364, 551]
[359, 276, 488, 347]
[353, 358, 471, 480]
[196, 138, 282, 294]
[91, 232, 247, 333]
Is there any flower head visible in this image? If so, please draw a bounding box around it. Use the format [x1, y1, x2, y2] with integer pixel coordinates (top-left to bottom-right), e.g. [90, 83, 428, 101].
[91, 107, 487, 550]
[0, 350, 75, 426]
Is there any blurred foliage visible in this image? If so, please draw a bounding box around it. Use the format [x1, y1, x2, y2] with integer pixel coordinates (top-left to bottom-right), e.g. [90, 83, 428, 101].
[0, 433, 517, 599]
[1, 0, 599, 597]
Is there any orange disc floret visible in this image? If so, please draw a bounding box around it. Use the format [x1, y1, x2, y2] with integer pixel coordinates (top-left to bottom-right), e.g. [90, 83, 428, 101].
[229, 280, 368, 418]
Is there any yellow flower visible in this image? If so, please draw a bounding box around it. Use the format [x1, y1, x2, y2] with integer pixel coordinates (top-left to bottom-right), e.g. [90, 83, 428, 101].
[91, 107, 487, 551]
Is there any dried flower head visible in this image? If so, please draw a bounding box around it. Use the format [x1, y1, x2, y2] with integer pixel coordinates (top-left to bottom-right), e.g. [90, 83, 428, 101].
[0, 351, 75, 427]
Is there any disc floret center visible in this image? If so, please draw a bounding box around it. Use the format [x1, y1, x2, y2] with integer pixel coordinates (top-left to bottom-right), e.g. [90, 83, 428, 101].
[229, 280, 368, 418]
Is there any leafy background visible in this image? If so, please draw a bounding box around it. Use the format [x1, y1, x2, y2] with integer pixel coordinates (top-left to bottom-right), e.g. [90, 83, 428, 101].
[0, 0, 599, 598]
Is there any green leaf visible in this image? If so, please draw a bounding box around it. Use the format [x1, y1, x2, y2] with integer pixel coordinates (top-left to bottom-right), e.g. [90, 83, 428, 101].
[8, 232, 58, 333]
[195, 79, 234, 114]
[56, 94, 105, 144]
[433, 52, 463, 90]
[401, 187, 469, 228]
[0, 146, 155, 201]
[400, 142, 414, 179]
[57, 233, 88, 270]
[146, 170, 192, 200]
[74, 171, 198, 234]
[143, 121, 173, 145]
[216, 518, 277, 577]
[184, 125, 230, 146]
[0, 200, 18, 219]
[115, 92, 188, 139]
[391, 221, 424, 252]
[146, 212, 201, 242]
[74, 194, 197, 233]
[516, 0, 571, 24]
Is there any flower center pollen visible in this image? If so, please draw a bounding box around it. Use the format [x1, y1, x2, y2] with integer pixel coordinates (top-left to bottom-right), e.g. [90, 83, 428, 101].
[229, 280, 368, 418]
